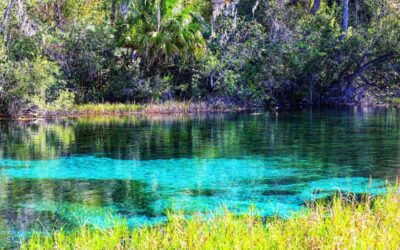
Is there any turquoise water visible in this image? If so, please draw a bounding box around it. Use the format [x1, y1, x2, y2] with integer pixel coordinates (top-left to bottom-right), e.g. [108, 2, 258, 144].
[0, 108, 400, 246]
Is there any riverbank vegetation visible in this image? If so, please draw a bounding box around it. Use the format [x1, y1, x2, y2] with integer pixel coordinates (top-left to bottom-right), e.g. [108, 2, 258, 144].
[51, 101, 248, 117]
[22, 189, 400, 249]
[0, 0, 399, 117]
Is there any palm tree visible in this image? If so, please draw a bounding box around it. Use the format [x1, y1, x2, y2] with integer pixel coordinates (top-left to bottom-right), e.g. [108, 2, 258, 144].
[121, 0, 206, 72]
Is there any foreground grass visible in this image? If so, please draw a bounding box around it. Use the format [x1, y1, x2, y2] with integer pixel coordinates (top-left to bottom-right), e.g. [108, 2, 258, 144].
[21, 190, 400, 250]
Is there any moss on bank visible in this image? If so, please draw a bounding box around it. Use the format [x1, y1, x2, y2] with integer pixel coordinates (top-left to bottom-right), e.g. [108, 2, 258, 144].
[22, 189, 400, 249]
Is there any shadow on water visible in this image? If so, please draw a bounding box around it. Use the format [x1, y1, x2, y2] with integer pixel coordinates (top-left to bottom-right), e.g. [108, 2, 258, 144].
[181, 188, 223, 197]
[261, 190, 300, 196]
[0, 178, 158, 213]
[0, 178, 161, 247]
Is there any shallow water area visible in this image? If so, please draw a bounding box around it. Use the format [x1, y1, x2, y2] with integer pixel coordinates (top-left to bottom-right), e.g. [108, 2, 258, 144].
[0, 108, 399, 247]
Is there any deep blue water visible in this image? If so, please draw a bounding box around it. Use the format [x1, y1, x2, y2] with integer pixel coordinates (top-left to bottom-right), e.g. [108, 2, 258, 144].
[1, 108, 399, 246]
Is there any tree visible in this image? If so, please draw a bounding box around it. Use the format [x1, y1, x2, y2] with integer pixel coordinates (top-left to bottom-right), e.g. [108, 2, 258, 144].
[120, 0, 207, 73]
[341, 0, 349, 39]
[0, 0, 16, 34]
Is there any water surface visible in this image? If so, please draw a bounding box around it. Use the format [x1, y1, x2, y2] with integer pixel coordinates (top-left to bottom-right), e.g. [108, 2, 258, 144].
[1, 108, 399, 247]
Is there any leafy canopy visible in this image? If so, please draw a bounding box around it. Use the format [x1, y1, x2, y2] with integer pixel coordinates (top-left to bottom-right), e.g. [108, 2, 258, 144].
[120, 0, 206, 71]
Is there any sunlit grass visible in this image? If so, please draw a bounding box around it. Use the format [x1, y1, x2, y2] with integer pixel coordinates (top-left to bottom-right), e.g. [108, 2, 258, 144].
[389, 97, 400, 105]
[71, 101, 244, 116]
[143, 101, 194, 114]
[74, 101, 204, 115]
[21, 188, 400, 249]
[75, 103, 143, 114]
[74, 102, 209, 115]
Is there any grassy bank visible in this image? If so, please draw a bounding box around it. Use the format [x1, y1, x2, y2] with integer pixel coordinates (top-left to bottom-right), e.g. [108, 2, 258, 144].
[22, 190, 400, 249]
[73, 102, 209, 115]
[72, 101, 253, 115]
[4, 101, 255, 119]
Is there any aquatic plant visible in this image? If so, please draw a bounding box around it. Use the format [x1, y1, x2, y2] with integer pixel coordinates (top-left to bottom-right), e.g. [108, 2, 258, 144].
[21, 189, 400, 249]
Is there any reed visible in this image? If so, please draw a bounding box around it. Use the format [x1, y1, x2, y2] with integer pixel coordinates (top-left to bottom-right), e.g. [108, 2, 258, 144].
[70, 101, 247, 116]
[21, 189, 400, 250]
[75, 103, 142, 114]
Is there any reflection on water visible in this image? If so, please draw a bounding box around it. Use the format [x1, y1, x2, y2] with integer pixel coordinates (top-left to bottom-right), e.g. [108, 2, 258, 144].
[1, 108, 400, 246]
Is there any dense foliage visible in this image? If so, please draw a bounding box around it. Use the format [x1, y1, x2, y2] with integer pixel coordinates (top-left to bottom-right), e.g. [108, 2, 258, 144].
[0, 0, 399, 116]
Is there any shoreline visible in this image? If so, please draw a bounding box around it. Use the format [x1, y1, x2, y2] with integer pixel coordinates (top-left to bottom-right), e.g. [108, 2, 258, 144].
[1, 101, 399, 121]
[0, 101, 262, 121]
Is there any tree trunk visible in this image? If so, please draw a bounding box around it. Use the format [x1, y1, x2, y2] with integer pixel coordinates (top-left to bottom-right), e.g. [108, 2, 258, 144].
[344, 53, 399, 84]
[355, 0, 359, 26]
[111, 0, 117, 25]
[310, 0, 321, 15]
[54, 1, 62, 28]
[342, 0, 349, 35]
[6, 23, 12, 53]
[307, 71, 316, 105]
[252, 0, 259, 18]
[0, 0, 16, 34]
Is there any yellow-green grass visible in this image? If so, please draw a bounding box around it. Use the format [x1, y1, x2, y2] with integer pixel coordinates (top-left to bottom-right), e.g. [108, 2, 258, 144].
[5, 101, 252, 119]
[389, 98, 400, 105]
[75, 103, 143, 115]
[22, 189, 400, 250]
[71, 101, 247, 116]
[73, 102, 203, 115]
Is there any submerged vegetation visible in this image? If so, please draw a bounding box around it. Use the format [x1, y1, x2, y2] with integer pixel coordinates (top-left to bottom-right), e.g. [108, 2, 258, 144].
[22, 189, 400, 249]
[0, 0, 399, 117]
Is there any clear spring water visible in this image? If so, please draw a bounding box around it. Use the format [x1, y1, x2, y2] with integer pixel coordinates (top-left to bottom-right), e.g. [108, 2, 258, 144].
[1, 108, 400, 246]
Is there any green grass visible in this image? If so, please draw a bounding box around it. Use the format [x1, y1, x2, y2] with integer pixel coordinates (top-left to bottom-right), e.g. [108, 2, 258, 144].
[389, 98, 400, 105]
[75, 103, 143, 114]
[66, 101, 246, 116]
[73, 101, 205, 115]
[9, 101, 251, 118]
[21, 189, 400, 250]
